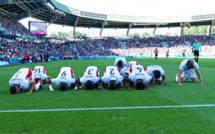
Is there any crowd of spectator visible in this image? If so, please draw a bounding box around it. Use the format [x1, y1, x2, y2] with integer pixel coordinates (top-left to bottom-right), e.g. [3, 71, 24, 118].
[0, 13, 32, 37]
[0, 35, 215, 63]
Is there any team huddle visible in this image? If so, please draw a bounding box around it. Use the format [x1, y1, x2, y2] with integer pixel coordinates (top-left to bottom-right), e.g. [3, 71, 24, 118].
[8, 56, 204, 94]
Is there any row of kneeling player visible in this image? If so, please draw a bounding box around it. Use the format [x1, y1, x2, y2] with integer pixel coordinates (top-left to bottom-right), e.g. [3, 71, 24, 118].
[8, 62, 166, 94]
[9, 57, 204, 95]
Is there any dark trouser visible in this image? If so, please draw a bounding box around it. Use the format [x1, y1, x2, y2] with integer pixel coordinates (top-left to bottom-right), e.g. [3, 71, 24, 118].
[155, 53, 158, 60]
[194, 50, 199, 63]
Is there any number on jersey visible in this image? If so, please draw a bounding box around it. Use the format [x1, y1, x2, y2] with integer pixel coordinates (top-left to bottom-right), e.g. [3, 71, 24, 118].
[62, 71, 66, 76]
[110, 68, 115, 75]
[88, 69, 93, 75]
[34, 68, 41, 74]
[137, 67, 142, 73]
[15, 71, 22, 77]
[126, 63, 133, 68]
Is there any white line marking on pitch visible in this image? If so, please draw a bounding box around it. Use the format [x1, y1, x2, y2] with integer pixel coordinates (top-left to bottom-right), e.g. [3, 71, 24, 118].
[200, 67, 215, 70]
[0, 104, 215, 113]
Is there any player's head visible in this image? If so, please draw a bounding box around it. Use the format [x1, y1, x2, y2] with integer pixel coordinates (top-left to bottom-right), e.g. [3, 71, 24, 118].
[35, 79, 40, 84]
[154, 70, 161, 79]
[117, 60, 123, 68]
[187, 60, 194, 69]
[85, 81, 93, 90]
[136, 80, 145, 90]
[125, 72, 129, 79]
[60, 83, 67, 91]
[109, 82, 116, 90]
[10, 85, 18, 94]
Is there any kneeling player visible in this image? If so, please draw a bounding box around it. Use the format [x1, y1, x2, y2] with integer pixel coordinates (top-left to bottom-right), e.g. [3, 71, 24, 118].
[100, 66, 123, 90]
[177, 59, 203, 85]
[114, 56, 127, 69]
[33, 66, 53, 90]
[146, 65, 165, 86]
[79, 66, 100, 90]
[46, 67, 77, 91]
[120, 61, 139, 89]
[9, 68, 42, 94]
[129, 65, 152, 89]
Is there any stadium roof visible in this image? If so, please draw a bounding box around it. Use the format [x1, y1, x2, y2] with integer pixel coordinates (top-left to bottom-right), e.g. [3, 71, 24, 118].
[0, 0, 215, 29]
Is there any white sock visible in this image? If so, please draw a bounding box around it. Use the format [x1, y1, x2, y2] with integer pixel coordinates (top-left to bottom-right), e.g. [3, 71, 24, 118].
[74, 86, 78, 90]
[35, 83, 40, 91]
[49, 84, 54, 91]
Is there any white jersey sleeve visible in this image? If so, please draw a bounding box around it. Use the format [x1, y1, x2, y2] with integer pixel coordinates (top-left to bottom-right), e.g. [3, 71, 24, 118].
[194, 61, 199, 70]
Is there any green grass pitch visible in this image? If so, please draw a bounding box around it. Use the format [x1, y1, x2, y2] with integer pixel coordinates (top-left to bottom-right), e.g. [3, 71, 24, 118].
[0, 58, 215, 134]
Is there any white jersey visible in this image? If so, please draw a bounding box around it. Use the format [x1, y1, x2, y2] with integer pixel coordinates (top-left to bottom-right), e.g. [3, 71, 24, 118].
[51, 67, 75, 87]
[129, 65, 152, 83]
[80, 66, 100, 84]
[146, 65, 165, 78]
[120, 61, 139, 76]
[9, 68, 33, 90]
[114, 56, 127, 68]
[101, 66, 123, 84]
[179, 59, 199, 71]
[33, 66, 48, 80]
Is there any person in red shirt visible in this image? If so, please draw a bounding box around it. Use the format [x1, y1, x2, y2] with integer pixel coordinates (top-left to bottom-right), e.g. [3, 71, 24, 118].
[182, 49, 186, 58]
[24, 54, 27, 63]
[166, 49, 169, 58]
[154, 48, 159, 61]
[27, 54, 30, 63]
[5, 55, 8, 61]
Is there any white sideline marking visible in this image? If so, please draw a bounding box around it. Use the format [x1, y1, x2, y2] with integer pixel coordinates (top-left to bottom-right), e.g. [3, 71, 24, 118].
[201, 67, 215, 70]
[1, 104, 215, 113]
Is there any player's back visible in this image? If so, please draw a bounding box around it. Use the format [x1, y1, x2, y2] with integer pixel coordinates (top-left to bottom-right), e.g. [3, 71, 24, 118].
[114, 56, 127, 67]
[130, 65, 151, 83]
[146, 65, 162, 72]
[104, 66, 120, 76]
[126, 61, 139, 68]
[33, 66, 45, 74]
[11, 68, 32, 80]
[84, 66, 99, 77]
[130, 65, 146, 75]
[58, 67, 74, 79]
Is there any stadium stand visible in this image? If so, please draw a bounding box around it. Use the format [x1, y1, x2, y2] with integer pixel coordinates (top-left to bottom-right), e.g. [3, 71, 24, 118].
[1, 34, 215, 63]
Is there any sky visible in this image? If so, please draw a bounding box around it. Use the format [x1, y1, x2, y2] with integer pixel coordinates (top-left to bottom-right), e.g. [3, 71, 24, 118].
[19, 0, 215, 37]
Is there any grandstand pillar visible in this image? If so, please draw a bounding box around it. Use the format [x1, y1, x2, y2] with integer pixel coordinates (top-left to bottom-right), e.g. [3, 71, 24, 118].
[153, 25, 159, 37]
[180, 27, 184, 36]
[126, 23, 133, 37]
[207, 20, 215, 35]
[180, 22, 189, 36]
[73, 17, 79, 37]
[100, 21, 106, 37]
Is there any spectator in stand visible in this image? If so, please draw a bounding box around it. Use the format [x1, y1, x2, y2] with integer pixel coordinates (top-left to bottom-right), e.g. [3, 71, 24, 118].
[182, 49, 186, 58]
[154, 48, 159, 61]
[166, 49, 169, 58]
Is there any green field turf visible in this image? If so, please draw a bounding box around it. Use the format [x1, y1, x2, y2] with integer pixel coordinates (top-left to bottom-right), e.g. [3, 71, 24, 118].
[0, 58, 215, 134]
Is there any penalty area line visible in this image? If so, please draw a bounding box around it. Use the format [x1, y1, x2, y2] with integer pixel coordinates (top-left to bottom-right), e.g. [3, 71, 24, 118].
[1, 104, 215, 113]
